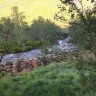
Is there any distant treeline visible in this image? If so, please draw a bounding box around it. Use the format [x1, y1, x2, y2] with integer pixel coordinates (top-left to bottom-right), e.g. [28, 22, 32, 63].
[0, 6, 68, 53]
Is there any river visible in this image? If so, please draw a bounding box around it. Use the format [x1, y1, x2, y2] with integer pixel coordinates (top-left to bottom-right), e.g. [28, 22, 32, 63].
[1, 49, 42, 64]
[0, 37, 77, 64]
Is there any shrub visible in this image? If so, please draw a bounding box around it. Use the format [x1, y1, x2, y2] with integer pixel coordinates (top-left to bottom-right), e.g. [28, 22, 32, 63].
[25, 41, 43, 49]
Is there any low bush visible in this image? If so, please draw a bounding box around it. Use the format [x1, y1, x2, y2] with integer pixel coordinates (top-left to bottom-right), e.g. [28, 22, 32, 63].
[25, 41, 43, 49]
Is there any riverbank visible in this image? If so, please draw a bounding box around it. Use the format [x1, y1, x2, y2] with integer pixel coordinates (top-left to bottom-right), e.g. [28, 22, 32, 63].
[0, 61, 95, 96]
[0, 53, 71, 78]
[0, 61, 78, 96]
[0, 41, 43, 53]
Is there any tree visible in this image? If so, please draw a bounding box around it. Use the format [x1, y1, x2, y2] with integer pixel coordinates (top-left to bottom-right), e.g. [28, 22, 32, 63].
[11, 6, 26, 26]
[11, 6, 27, 44]
[0, 17, 14, 42]
[0, 17, 12, 63]
[29, 16, 63, 45]
[55, 0, 96, 54]
[55, 0, 96, 92]
[0, 6, 30, 53]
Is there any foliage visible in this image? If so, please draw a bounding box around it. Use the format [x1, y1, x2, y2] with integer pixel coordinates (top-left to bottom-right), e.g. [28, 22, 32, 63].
[29, 16, 63, 45]
[10, 6, 29, 44]
[0, 6, 66, 53]
[56, 0, 96, 54]
[69, 10, 96, 53]
[55, 0, 96, 92]
[76, 58, 96, 90]
[0, 6, 65, 53]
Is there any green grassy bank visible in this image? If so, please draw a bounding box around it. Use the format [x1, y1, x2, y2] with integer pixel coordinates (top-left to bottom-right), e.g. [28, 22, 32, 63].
[0, 61, 95, 96]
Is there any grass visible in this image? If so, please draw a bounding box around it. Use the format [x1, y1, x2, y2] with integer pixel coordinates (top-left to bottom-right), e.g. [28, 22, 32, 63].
[0, 62, 96, 96]
[0, 61, 96, 96]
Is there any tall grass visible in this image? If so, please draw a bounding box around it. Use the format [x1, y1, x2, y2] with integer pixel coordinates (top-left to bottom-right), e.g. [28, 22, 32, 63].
[0, 61, 96, 96]
[0, 63, 81, 96]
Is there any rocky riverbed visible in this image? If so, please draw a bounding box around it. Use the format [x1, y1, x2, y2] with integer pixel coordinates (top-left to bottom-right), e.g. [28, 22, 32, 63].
[0, 37, 77, 77]
[0, 53, 73, 78]
[0, 37, 76, 65]
[0, 49, 43, 64]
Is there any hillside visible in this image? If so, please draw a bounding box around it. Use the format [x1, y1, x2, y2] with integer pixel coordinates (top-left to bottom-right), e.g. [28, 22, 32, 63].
[0, 0, 68, 27]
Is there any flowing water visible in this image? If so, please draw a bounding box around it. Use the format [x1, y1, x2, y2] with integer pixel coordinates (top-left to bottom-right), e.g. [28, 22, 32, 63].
[0, 37, 77, 64]
[1, 49, 42, 64]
